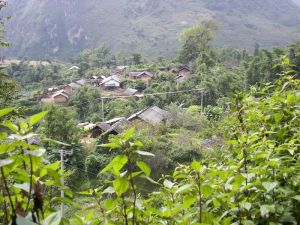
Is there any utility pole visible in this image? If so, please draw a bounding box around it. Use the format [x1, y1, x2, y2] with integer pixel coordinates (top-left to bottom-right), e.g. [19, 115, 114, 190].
[55, 149, 73, 217]
[200, 90, 204, 114]
[101, 97, 104, 122]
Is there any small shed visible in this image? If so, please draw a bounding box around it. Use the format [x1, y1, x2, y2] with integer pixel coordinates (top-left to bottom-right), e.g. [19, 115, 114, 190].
[90, 118, 126, 138]
[100, 76, 120, 90]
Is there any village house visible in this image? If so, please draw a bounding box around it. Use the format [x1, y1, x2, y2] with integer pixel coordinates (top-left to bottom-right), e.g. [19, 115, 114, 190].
[123, 88, 139, 97]
[128, 71, 154, 82]
[69, 66, 80, 71]
[177, 66, 191, 77]
[89, 117, 127, 138]
[128, 106, 167, 126]
[115, 66, 129, 75]
[52, 90, 70, 104]
[76, 79, 86, 86]
[100, 75, 121, 90]
[64, 82, 81, 94]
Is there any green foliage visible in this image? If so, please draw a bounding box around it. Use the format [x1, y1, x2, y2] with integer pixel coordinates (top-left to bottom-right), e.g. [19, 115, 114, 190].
[76, 76, 299, 224]
[68, 86, 102, 122]
[0, 71, 18, 107]
[0, 109, 64, 225]
[178, 20, 219, 65]
[39, 105, 79, 143]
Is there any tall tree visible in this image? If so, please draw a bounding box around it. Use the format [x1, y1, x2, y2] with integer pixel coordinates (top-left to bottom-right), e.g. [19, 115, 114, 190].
[178, 20, 219, 65]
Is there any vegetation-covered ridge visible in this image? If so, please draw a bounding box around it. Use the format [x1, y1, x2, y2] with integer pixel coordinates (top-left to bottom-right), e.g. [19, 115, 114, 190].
[1, 0, 300, 59]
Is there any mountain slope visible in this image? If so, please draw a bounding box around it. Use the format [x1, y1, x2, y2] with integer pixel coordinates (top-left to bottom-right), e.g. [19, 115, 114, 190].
[2, 0, 300, 59]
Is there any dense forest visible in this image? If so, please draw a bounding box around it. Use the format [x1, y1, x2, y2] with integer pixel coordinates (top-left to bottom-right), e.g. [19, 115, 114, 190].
[0, 1, 300, 225]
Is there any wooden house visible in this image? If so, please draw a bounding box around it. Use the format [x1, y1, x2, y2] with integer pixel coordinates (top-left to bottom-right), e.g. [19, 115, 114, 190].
[129, 71, 154, 82]
[115, 66, 129, 75]
[177, 66, 191, 77]
[52, 90, 70, 104]
[76, 79, 86, 86]
[100, 76, 121, 90]
[64, 82, 81, 94]
[90, 117, 126, 138]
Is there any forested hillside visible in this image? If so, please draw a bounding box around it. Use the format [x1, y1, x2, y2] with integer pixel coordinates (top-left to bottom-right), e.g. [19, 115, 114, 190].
[2, 0, 300, 59]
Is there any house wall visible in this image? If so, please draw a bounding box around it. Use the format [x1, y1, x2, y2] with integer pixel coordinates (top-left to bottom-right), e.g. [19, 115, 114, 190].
[53, 95, 68, 104]
[102, 80, 120, 90]
[178, 69, 190, 77]
[129, 74, 152, 82]
[64, 86, 72, 94]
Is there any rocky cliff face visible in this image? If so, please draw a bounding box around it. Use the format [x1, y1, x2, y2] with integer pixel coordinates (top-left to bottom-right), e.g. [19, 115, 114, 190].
[2, 0, 300, 59]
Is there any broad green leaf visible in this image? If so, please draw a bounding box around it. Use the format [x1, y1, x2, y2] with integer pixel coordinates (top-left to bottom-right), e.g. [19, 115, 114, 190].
[0, 158, 14, 167]
[103, 186, 115, 194]
[262, 182, 278, 193]
[163, 179, 175, 189]
[45, 161, 61, 170]
[100, 155, 128, 176]
[50, 197, 80, 207]
[260, 204, 275, 217]
[29, 111, 48, 127]
[136, 150, 155, 157]
[25, 148, 46, 157]
[242, 220, 255, 225]
[14, 183, 30, 192]
[43, 138, 71, 146]
[124, 128, 135, 140]
[41, 212, 61, 225]
[175, 184, 192, 195]
[292, 195, 300, 201]
[100, 142, 121, 149]
[0, 121, 18, 132]
[183, 195, 196, 207]
[136, 161, 151, 176]
[140, 175, 160, 185]
[202, 184, 214, 198]
[240, 202, 251, 211]
[0, 107, 15, 118]
[113, 177, 129, 196]
[191, 160, 202, 172]
[16, 216, 38, 225]
[0, 132, 8, 139]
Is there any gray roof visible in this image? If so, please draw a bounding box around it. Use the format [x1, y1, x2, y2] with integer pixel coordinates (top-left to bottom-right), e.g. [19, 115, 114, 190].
[68, 82, 81, 88]
[100, 75, 120, 85]
[76, 79, 86, 85]
[124, 88, 138, 96]
[105, 117, 126, 125]
[128, 106, 167, 125]
[178, 66, 190, 72]
[52, 90, 70, 99]
[129, 71, 154, 78]
[94, 118, 126, 134]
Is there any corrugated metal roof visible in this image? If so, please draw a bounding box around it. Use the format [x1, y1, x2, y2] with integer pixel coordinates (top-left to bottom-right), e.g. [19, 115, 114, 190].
[129, 71, 154, 78]
[124, 88, 138, 96]
[68, 82, 81, 88]
[100, 75, 120, 85]
[128, 106, 167, 125]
